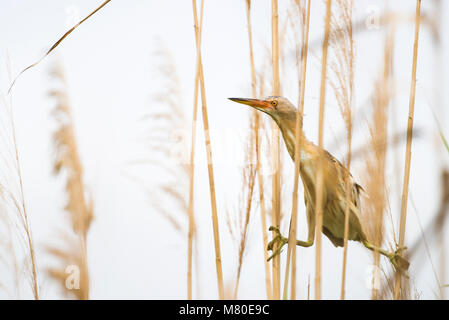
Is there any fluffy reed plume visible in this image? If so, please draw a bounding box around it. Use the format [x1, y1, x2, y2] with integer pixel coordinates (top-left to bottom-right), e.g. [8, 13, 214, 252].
[394, 0, 422, 299]
[0, 67, 39, 299]
[134, 45, 190, 236]
[361, 26, 395, 300]
[245, 0, 272, 300]
[327, 0, 354, 299]
[47, 63, 92, 300]
[128, 43, 198, 296]
[192, 0, 224, 299]
[143, 44, 201, 297]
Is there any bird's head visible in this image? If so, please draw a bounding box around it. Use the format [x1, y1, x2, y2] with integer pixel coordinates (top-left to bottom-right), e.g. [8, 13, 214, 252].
[228, 96, 298, 125]
[229, 96, 304, 159]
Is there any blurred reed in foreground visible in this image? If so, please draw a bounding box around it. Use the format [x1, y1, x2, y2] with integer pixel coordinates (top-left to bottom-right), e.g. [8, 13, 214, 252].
[47, 63, 92, 300]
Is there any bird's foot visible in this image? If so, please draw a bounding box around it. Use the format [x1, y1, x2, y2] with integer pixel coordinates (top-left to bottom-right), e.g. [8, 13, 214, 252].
[388, 246, 410, 278]
[267, 226, 288, 261]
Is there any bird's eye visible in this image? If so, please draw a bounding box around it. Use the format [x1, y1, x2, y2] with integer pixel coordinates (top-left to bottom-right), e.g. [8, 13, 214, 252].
[271, 100, 278, 108]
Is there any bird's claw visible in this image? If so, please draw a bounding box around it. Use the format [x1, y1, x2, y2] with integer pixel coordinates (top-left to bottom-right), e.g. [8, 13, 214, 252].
[267, 226, 282, 250]
[267, 226, 288, 261]
[268, 226, 280, 233]
[388, 246, 410, 278]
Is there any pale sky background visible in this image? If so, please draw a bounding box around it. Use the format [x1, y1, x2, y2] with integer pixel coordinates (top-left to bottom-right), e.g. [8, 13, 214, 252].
[0, 0, 448, 299]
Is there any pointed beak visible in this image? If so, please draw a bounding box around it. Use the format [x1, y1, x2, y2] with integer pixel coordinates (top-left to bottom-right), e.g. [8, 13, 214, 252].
[228, 98, 274, 111]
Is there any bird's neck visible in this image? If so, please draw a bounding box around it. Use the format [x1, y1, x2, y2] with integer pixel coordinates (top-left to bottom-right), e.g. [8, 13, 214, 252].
[274, 116, 311, 163]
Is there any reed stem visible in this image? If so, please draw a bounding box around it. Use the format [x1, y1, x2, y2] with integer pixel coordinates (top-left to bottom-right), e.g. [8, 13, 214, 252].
[271, 0, 281, 300]
[192, 0, 225, 300]
[187, 0, 205, 301]
[315, 0, 332, 300]
[283, 0, 311, 301]
[394, 0, 421, 299]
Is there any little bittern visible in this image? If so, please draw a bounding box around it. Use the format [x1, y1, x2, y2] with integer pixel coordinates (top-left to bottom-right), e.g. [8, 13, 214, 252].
[229, 96, 409, 274]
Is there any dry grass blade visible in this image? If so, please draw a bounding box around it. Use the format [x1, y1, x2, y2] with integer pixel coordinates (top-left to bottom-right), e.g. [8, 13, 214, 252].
[48, 63, 92, 299]
[409, 196, 442, 293]
[8, 0, 112, 94]
[394, 0, 421, 299]
[192, 0, 224, 300]
[0, 61, 39, 299]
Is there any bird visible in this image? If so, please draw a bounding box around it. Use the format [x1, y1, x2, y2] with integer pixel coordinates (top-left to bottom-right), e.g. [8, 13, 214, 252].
[228, 96, 409, 274]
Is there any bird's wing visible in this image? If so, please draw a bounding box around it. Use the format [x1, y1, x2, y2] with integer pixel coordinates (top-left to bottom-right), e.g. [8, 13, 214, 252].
[323, 148, 367, 203]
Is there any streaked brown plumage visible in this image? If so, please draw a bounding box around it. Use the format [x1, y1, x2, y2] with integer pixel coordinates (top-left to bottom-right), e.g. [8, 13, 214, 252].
[229, 96, 409, 273]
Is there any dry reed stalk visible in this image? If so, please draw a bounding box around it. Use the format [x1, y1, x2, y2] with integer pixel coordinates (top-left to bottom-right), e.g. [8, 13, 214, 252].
[283, 0, 311, 300]
[187, 0, 205, 301]
[48, 64, 92, 300]
[314, 0, 332, 300]
[256, 132, 273, 299]
[307, 274, 310, 299]
[245, 0, 273, 300]
[259, 70, 275, 299]
[271, 0, 282, 300]
[192, 0, 224, 299]
[394, 0, 421, 299]
[327, 0, 354, 300]
[187, 82, 198, 299]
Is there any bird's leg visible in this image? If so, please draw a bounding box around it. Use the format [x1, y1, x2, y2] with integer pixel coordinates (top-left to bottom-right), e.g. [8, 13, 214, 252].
[267, 226, 314, 261]
[362, 240, 410, 277]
